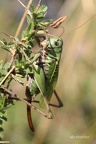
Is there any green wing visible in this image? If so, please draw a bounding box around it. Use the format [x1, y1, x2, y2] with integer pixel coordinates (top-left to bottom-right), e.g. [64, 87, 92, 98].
[33, 64, 46, 96]
[33, 64, 46, 108]
[45, 60, 59, 101]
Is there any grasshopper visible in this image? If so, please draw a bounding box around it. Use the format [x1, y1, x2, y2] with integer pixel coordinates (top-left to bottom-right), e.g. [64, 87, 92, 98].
[25, 16, 66, 131]
[26, 36, 64, 132]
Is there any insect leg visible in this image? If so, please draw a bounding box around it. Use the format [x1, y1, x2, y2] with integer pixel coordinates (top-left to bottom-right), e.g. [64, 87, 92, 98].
[30, 103, 53, 119]
[43, 97, 54, 119]
[31, 90, 63, 108]
[53, 90, 63, 107]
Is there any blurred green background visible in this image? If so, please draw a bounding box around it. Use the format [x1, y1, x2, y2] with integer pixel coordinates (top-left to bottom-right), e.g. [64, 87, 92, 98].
[0, 0, 96, 144]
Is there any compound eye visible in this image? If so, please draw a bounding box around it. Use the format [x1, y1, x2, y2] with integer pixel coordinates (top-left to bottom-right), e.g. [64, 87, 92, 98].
[54, 41, 59, 46]
[50, 37, 63, 48]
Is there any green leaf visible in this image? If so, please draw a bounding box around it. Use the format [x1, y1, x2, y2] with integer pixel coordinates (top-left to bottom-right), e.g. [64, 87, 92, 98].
[2, 38, 7, 45]
[36, 5, 48, 19]
[27, 22, 34, 33]
[38, 21, 52, 28]
[26, 14, 31, 24]
[30, 4, 35, 12]
[3, 63, 10, 70]
[0, 114, 7, 121]
[0, 127, 4, 132]
[0, 45, 10, 52]
[15, 75, 24, 85]
[0, 97, 5, 111]
[0, 63, 10, 78]
[0, 119, 3, 125]
[25, 66, 33, 74]
[37, 5, 47, 14]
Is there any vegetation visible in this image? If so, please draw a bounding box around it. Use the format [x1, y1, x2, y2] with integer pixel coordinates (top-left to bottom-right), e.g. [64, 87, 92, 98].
[0, 0, 96, 144]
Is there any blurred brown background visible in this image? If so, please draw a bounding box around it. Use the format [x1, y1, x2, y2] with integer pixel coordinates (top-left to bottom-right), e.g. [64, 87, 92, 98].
[0, 0, 96, 144]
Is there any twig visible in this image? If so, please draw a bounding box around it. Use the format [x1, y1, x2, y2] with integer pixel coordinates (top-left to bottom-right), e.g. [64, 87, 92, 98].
[34, 0, 42, 13]
[3, 87, 52, 119]
[5, 93, 62, 108]
[15, 0, 43, 37]
[0, 66, 15, 86]
[0, 40, 4, 45]
[3, 87, 31, 107]
[0, 141, 10, 144]
[15, 0, 34, 37]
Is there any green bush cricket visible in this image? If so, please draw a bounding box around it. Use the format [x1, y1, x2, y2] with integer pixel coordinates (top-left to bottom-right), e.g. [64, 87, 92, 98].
[26, 16, 66, 131]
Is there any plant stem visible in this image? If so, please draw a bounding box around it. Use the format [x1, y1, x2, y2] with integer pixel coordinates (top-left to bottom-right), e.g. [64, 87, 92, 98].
[34, 0, 42, 13]
[0, 141, 10, 144]
[0, 66, 15, 86]
[3, 87, 52, 119]
[15, 0, 34, 37]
